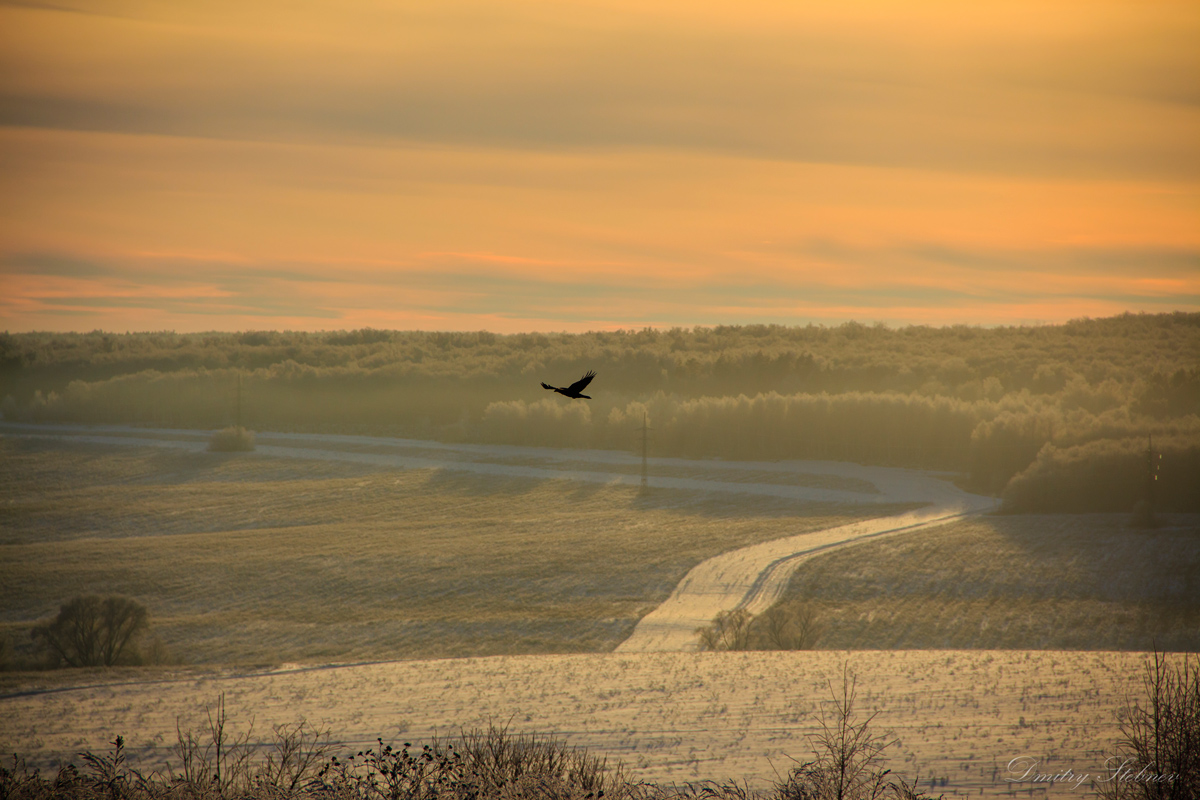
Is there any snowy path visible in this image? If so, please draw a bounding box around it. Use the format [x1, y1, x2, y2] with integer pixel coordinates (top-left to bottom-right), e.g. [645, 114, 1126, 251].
[2, 422, 995, 651]
[615, 450, 994, 651]
[615, 502, 989, 652]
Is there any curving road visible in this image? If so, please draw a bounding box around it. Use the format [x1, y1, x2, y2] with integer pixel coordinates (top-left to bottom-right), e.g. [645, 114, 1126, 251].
[2, 422, 995, 652]
[615, 498, 991, 652]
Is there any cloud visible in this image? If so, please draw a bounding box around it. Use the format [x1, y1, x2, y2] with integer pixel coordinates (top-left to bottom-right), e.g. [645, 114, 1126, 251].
[2, 241, 1195, 334]
[1, 2, 1197, 332]
[0, 252, 113, 277]
[0, 0, 113, 16]
[1, 0, 1197, 178]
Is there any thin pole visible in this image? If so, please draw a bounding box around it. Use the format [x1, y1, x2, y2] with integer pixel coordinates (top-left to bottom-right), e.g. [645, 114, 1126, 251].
[236, 371, 242, 429]
[641, 412, 649, 491]
[1147, 432, 1156, 517]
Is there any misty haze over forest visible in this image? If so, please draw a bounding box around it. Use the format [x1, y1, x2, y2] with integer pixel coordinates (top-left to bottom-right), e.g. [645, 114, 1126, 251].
[3, 312, 1197, 513]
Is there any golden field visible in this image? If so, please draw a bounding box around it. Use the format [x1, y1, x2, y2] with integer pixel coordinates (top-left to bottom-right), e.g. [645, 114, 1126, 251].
[0, 649, 1160, 798]
[0, 435, 895, 665]
[2, 432, 1196, 798]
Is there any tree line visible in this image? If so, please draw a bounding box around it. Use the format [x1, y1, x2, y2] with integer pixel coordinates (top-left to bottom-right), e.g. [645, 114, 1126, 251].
[2, 313, 1197, 510]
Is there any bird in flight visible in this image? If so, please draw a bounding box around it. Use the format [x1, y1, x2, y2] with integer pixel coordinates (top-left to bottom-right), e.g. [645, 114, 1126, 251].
[541, 370, 596, 399]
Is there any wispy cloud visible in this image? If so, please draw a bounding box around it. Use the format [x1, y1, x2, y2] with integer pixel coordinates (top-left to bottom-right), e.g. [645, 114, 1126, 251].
[2, 240, 1195, 333]
[2, 1, 1197, 177]
[1, 1, 1197, 332]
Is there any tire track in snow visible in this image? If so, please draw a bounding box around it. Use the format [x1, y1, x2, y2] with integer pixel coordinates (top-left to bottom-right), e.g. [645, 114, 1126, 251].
[616, 476, 994, 652]
[3, 422, 995, 653]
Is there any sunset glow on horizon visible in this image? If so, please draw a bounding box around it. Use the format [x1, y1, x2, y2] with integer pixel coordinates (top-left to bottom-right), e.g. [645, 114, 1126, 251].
[1, 0, 1197, 333]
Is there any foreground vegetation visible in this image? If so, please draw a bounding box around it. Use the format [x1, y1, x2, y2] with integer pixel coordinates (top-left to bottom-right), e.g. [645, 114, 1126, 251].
[4, 652, 1196, 799]
[0, 649, 1152, 794]
[0, 671, 961, 800]
[2, 703, 935, 800]
[3, 313, 1198, 511]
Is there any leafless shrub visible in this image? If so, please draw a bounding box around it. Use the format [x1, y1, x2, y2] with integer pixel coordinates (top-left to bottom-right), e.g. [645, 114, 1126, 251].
[756, 606, 821, 651]
[79, 735, 163, 800]
[256, 722, 337, 799]
[315, 722, 636, 800]
[697, 606, 821, 653]
[1097, 651, 1199, 800]
[208, 426, 256, 452]
[775, 664, 940, 800]
[659, 779, 757, 799]
[171, 693, 257, 797]
[0, 753, 69, 800]
[696, 609, 753, 652]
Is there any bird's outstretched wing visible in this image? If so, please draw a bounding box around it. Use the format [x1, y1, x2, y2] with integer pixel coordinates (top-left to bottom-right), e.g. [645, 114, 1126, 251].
[540, 382, 554, 390]
[566, 370, 596, 394]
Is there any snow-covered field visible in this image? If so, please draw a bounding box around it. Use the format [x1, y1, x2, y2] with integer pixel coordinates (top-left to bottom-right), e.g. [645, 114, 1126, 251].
[3, 424, 1139, 798]
[1, 649, 1145, 797]
[1, 423, 993, 656]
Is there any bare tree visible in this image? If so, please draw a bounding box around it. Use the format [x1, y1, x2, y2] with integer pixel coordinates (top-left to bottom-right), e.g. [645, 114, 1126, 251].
[776, 663, 937, 800]
[761, 604, 822, 650]
[696, 608, 753, 651]
[1098, 650, 1199, 800]
[31, 595, 149, 667]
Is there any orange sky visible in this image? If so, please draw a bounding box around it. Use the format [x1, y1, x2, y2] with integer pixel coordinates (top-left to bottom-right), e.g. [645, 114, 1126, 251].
[1, 0, 1197, 332]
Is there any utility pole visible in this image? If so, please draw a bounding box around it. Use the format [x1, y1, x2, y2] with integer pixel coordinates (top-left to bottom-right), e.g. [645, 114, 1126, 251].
[1146, 432, 1161, 517]
[640, 412, 651, 494]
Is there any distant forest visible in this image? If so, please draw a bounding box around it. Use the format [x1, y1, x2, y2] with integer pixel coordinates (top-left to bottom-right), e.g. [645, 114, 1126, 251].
[2, 313, 1198, 512]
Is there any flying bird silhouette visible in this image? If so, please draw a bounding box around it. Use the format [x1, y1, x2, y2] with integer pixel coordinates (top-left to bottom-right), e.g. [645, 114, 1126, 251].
[541, 370, 596, 399]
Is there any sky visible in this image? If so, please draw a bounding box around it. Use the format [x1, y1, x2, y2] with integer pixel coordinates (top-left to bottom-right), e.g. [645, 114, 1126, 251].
[1, 0, 1197, 333]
